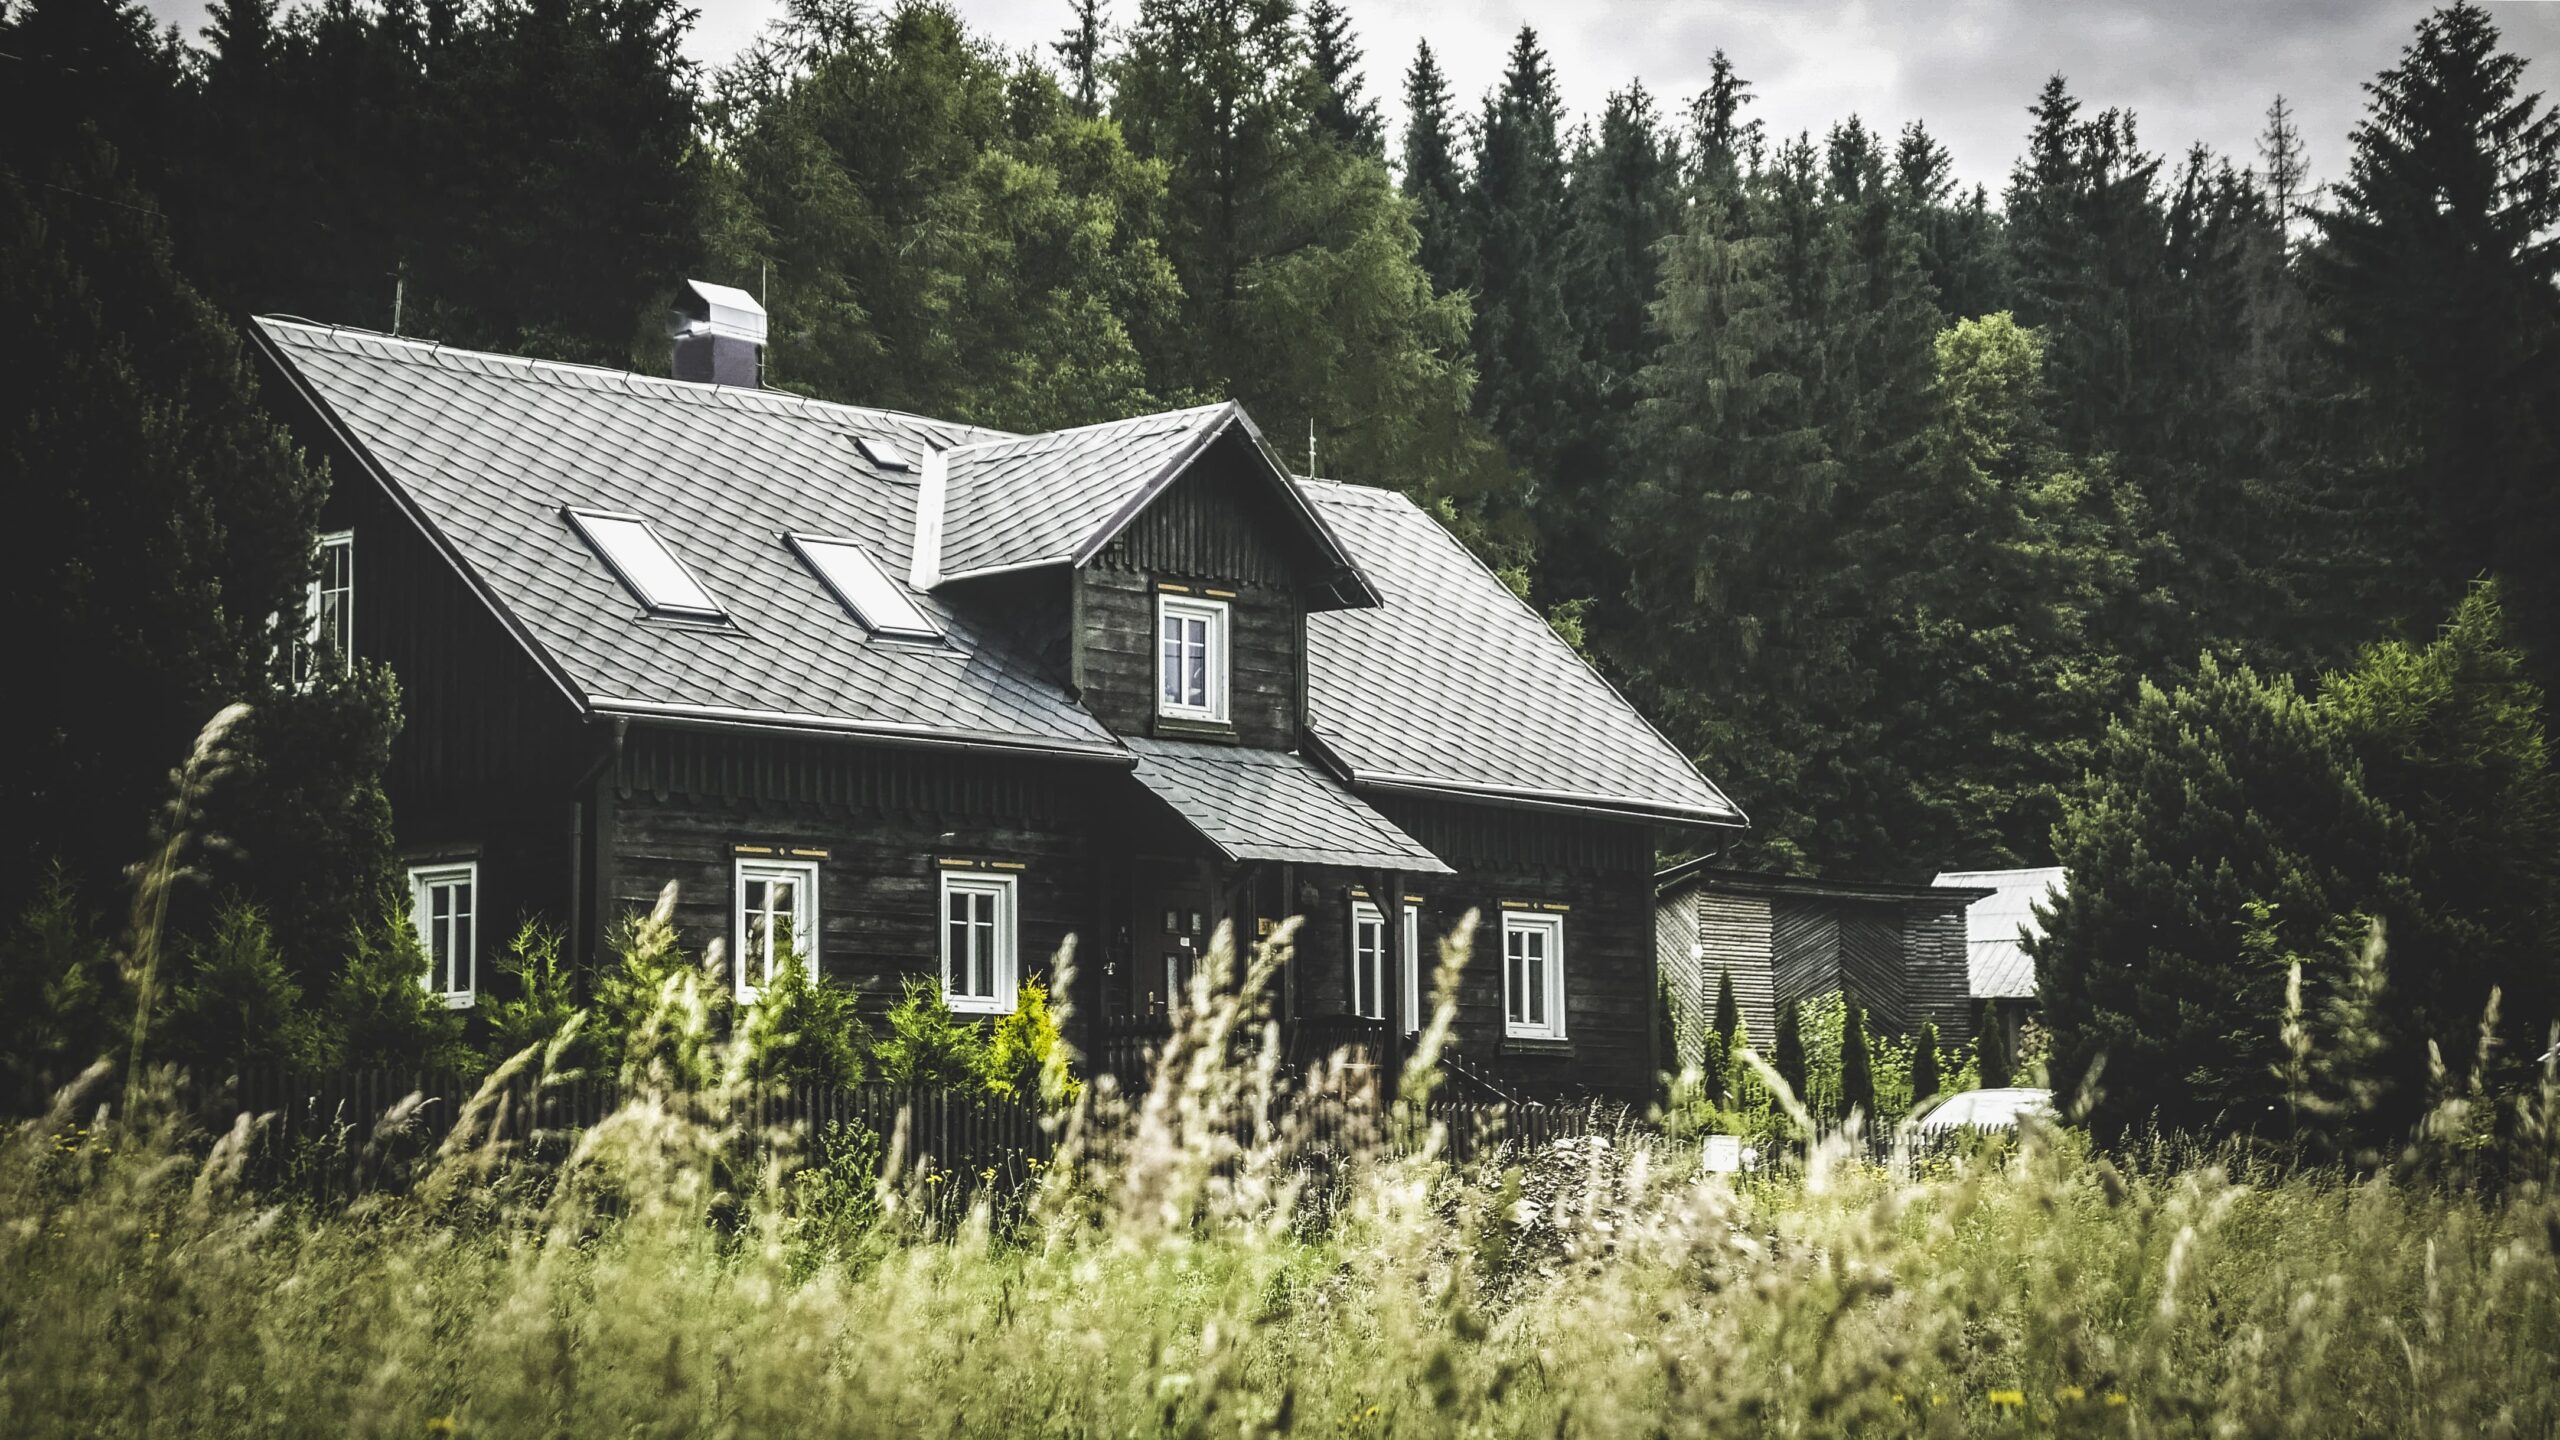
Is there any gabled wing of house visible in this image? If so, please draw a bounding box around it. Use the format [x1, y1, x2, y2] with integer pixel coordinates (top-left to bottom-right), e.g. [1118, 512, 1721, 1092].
[253, 317, 1736, 830]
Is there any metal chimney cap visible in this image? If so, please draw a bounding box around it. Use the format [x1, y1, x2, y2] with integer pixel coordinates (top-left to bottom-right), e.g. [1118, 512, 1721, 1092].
[670, 279, 768, 345]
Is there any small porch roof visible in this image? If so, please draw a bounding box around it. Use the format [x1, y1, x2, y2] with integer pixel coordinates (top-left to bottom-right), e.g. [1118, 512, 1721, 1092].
[1124, 737, 1453, 874]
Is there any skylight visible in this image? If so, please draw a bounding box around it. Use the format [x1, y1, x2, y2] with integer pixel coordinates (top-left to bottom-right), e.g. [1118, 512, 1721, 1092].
[788, 534, 940, 640]
[854, 435, 912, 472]
[566, 510, 725, 619]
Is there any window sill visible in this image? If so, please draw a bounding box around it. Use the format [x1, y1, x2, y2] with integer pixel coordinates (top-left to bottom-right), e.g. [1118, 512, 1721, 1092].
[441, 993, 477, 1011]
[1151, 715, 1239, 743]
[946, 997, 1018, 1017]
[1502, 1035, 1572, 1057]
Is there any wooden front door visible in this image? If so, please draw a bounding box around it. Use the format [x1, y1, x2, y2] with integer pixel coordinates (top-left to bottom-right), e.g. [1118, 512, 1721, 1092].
[1130, 858, 1216, 1016]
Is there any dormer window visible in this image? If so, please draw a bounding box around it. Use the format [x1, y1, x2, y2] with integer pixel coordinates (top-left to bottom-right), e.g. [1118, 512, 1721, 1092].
[566, 509, 725, 619]
[1157, 594, 1228, 723]
[787, 534, 940, 641]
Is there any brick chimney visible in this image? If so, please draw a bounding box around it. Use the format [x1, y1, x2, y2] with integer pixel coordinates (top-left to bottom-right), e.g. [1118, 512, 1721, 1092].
[669, 279, 766, 388]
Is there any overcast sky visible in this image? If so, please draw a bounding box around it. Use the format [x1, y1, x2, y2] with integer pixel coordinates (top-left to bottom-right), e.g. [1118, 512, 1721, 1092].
[141, 0, 2560, 196]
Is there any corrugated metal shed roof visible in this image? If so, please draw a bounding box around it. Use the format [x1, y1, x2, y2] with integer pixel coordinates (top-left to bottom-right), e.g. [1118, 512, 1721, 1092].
[1124, 737, 1451, 872]
[1932, 867, 2067, 1000]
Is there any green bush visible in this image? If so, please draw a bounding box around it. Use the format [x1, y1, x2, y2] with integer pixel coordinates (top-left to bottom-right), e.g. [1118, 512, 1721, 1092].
[164, 899, 333, 1076]
[872, 976, 988, 1091]
[744, 950, 868, 1092]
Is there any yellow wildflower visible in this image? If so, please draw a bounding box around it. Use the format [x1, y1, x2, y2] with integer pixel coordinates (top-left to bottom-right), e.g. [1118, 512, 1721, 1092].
[1988, 1389, 2025, 1410]
[2057, 1385, 2085, 1402]
[426, 1417, 458, 1434]
[2106, 1393, 2130, 1407]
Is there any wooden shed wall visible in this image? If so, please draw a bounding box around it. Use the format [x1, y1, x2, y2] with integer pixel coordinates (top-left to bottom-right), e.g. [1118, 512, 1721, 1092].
[1901, 907, 1973, 1046]
[1655, 889, 1703, 1068]
[1696, 889, 1778, 1048]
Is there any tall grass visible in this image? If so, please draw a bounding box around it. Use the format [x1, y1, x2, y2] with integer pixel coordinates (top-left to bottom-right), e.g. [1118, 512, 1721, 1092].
[6, 900, 2560, 1439]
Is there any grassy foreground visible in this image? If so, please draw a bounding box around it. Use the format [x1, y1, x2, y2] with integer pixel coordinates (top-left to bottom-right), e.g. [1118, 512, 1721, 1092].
[5, 923, 2559, 1439]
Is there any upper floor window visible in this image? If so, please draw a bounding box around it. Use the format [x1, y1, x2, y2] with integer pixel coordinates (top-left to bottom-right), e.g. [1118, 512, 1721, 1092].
[942, 871, 1018, 1015]
[1502, 910, 1566, 1041]
[408, 861, 477, 1009]
[1157, 594, 1229, 723]
[567, 509, 725, 620]
[1352, 898, 1422, 1028]
[298, 531, 354, 679]
[735, 858, 818, 1001]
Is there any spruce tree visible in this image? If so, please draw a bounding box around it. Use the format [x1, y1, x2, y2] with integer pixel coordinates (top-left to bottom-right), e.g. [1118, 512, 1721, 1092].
[1976, 1013, 2012, 1087]
[2312, 0, 2560, 678]
[1712, 968, 1740, 1048]
[1464, 25, 1586, 555]
[1302, 0, 1381, 154]
[1910, 1019, 1943, 1103]
[1838, 996, 1876, 1124]
[1054, 0, 1107, 115]
[1397, 41, 1469, 297]
[1774, 1000, 1807, 1101]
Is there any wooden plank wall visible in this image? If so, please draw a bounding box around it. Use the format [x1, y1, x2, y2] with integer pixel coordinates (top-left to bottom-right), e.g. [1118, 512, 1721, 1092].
[1077, 440, 1310, 749]
[1366, 798, 1658, 1099]
[1770, 901, 1838, 1017]
[1695, 889, 1778, 1048]
[605, 728, 1113, 1017]
[319, 457, 589, 969]
[1837, 909, 1908, 1031]
[1900, 906, 1974, 1047]
[1654, 890, 1702, 1068]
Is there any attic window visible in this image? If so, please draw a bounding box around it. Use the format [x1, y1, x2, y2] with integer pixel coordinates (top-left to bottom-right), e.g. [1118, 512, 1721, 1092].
[854, 435, 913, 472]
[566, 510, 725, 619]
[787, 533, 940, 640]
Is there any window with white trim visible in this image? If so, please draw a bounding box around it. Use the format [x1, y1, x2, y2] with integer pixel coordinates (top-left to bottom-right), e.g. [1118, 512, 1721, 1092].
[734, 858, 819, 1001]
[408, 862, 477, 1009]
[1502, 911, 1566, 1040]
[298, 531, 354, 679]
[1156, 594, 1229, 722]
[941, 871, 1019, 1014]
[567, 509, 725, 619]
[1351, 898, 1422, 1027]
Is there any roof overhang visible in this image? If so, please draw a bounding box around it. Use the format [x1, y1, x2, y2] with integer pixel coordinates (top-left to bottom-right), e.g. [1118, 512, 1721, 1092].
[1124, 736, 1454, 873]
[590, 697, 1134, 763]
[1299, 730, 1747, 830]
[937, 404, 1382, 610]
[1657, 860, 1994, 905]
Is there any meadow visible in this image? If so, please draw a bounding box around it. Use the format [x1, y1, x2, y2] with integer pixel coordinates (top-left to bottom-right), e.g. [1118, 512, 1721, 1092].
[5, 919, 2558, 1440]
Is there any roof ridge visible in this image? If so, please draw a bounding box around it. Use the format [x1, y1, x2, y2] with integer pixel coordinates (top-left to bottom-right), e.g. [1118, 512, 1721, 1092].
[945, 399, 1232, 459]
[251, 315, 1019, 443]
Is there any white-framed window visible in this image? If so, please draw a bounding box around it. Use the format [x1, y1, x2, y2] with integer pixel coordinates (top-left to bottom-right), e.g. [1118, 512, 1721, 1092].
[567, 508, 726, 619]
[941, 871, 1019, 1014]
[407, 862, 477, 1009]
[1351, 898, 1422, 1027]
[734, 858, 819, 1001]
[1502, 910, 1566, 1040]
[298, 530, 354, 679]
[1156, 594, 1229, 722]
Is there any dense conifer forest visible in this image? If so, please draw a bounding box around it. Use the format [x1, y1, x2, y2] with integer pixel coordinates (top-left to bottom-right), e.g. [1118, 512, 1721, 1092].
[2, 0, 2555, 1134]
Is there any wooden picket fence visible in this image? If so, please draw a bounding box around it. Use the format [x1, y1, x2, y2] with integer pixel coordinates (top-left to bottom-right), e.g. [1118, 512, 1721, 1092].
[220, 1064, 1605, 1206]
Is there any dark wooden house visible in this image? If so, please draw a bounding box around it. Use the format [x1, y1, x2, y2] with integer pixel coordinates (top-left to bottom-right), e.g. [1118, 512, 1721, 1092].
[1654, 863, 1985, 1067]
[253, 285, 1745, 1100]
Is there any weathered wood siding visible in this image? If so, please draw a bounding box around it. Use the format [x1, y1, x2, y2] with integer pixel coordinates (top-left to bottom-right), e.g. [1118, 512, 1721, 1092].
[1654, 889, 1702, 1067]
[1351, 797, 1660, 1099]
[314, 444, 589, 972]
[603, 727, 1114, 1014]
[1696, 889, 1778, 1048]
[1076, 434, 1310, 749]
[1771, 901, 1839, 1017]
[1838, 909, 1907, 1030]
[1901, 906, 1973, 1047]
